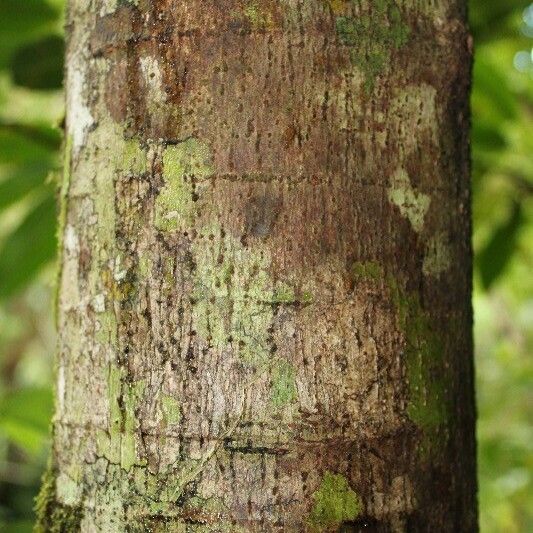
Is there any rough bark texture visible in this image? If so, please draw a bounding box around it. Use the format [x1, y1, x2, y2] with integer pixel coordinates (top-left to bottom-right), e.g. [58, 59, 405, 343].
[37, 0, 476, 531]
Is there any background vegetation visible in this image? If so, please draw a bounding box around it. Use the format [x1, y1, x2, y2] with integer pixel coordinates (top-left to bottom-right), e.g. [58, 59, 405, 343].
[0, 1, 531, 531]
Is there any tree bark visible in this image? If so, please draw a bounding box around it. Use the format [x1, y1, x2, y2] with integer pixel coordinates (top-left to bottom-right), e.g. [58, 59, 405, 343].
[37, 0, 476, 531]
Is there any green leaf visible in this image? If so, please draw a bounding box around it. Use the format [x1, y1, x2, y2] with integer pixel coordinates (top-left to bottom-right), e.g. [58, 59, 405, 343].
[0, 0, 60, 69]
[0, 163, 52, 210]
[0, 125, 57, 165]
[471, 122, 507, 153]
[0, 193, 57, 300]
[470, 0, 530, 40]
[0, 0, 58, 36]
[477, 202, 525, 290]
[472, 56, 518, 122]
[0, 387, 53, 455]
[0, 521, 34, 533]
[9, 35, 64, 90]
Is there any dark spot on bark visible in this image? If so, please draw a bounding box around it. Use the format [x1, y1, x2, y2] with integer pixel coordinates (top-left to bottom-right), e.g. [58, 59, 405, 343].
[340, 516, 386, 531]
[245, 193, 281, 237]
[223, 439, 288, 456]
[282, 123, 299, 148]
[78, 242, 92, 282]
[105, 57, 129, 123]
[90, 5, 135, 56]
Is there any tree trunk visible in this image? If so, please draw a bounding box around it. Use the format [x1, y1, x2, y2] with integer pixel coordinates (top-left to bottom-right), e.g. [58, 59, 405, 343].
[37, 0, 476, 531]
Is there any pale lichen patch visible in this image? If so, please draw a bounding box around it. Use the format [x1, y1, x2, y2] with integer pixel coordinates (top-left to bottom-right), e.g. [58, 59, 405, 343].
[139, 56, 168, 117]
[99, 0, 139, 16]
[160, 394, 181, 426]
[97, 365, 146, 472]
[56, 472, 82, 507]
[192, 224, 273, 366]
[387, 167, 430, 233]
[66, 62, 94, 154]
[35, 465, 84, 533]
[390, 83, 439, 155]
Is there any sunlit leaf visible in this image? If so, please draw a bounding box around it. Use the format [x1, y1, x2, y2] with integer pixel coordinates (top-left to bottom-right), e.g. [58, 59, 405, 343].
[472, 55, 518, 122]
[0, 387, 53, 455]
[0, 193, 57, 300]
[0, 520, 34, 533]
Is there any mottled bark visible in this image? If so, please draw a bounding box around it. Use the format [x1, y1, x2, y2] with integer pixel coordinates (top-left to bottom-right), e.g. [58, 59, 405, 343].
[37, 0, 476, 531]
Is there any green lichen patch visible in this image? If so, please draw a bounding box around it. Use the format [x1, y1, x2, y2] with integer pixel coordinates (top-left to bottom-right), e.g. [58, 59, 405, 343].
[301, 291, 314, 305]
[334, 0, 410, 91]
[160, 393, 181, 425]
[271, 359, 298, 407]
[34, 465, 84, 533]
[351, 261, 384, 283]
[94, 308, 118, 344]
[243, 1, 274, 30]
[356, 265, 451, 454]
[122, 380, 147, 471]
[191, 225, 274, 366]
[184, 495, 227, 515]
[327, 0, 350, 16]
[155, 139, 213, 232]
[387, 168, 430, 233]
[309, 472, 361, 530]
[119, 139, 147, 175]
[270, 283, 297, 304]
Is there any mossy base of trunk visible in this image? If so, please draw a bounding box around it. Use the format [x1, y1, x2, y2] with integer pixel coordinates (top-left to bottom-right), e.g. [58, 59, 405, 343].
[34, 465, 83, 533]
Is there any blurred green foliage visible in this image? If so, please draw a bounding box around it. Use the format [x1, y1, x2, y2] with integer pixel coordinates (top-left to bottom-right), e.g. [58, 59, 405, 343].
[0, 0, 531, 531]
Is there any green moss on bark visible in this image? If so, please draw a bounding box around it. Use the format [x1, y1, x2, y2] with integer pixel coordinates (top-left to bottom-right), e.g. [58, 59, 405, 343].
[243, 1, 274, 30]
[271, 359, 298, 407]
[351, 261, 384, 283]
[309, 472, 361, 530]
[334, 0, 410, 91]
[34, 465, 83, 533]
[388, 278, 448, 427]
[349, 263, 450, 454]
